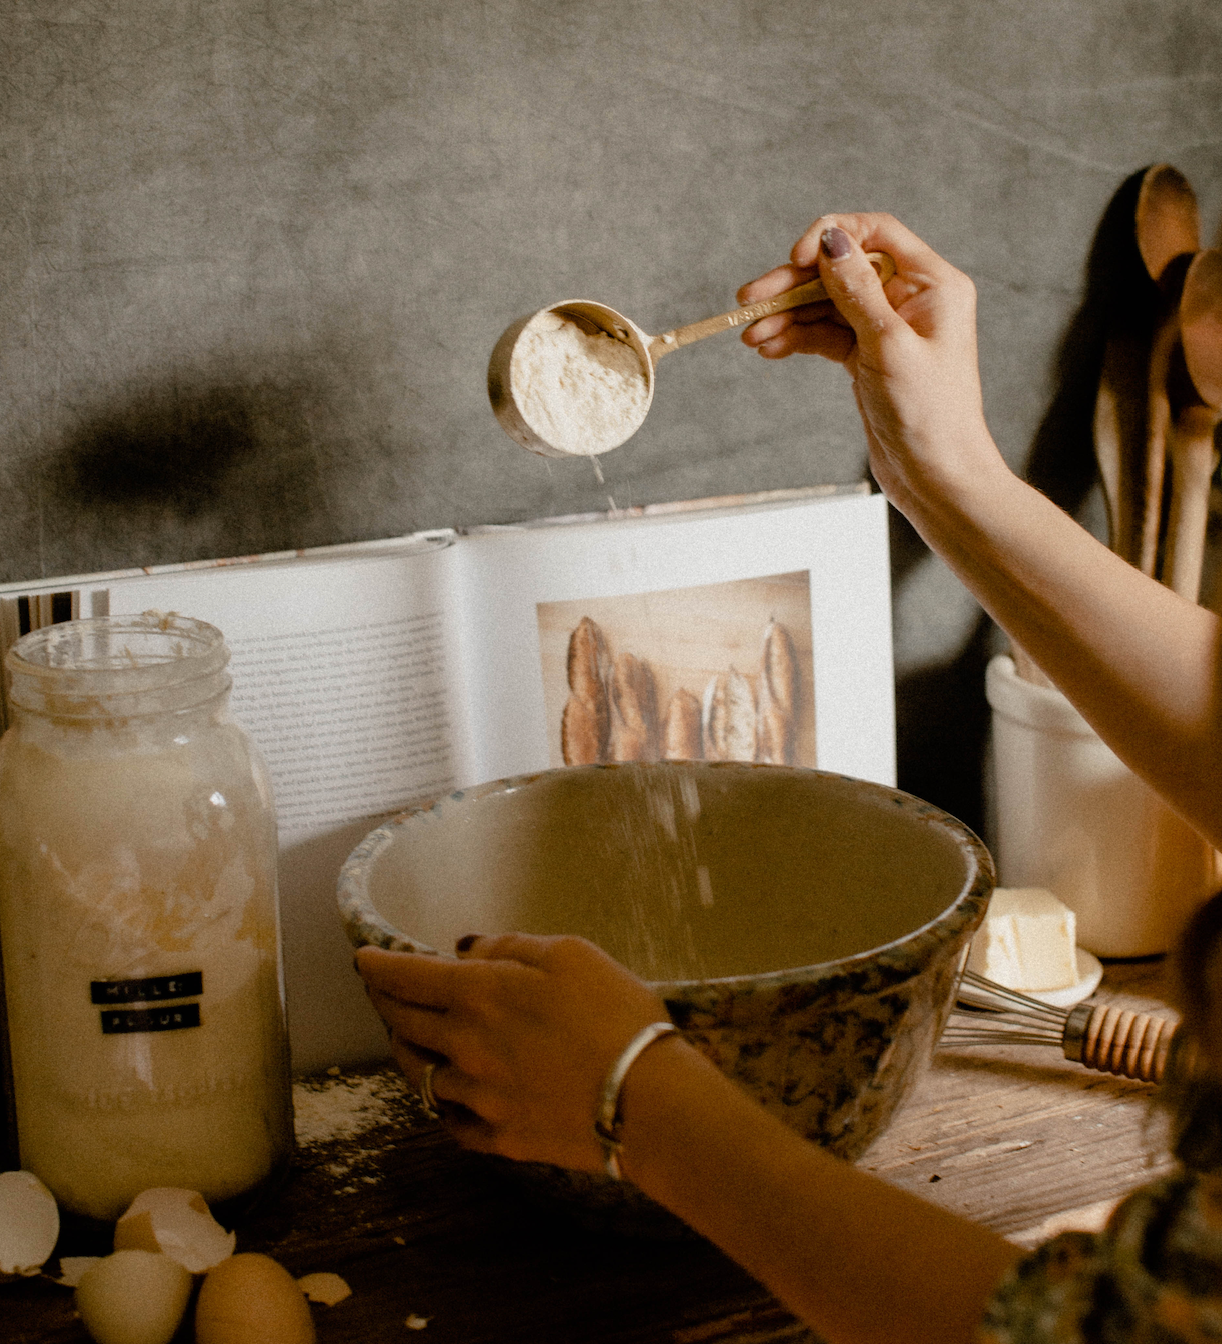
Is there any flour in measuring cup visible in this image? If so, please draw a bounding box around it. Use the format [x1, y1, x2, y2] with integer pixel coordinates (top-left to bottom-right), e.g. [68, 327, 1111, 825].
[511, 311, 649, 454]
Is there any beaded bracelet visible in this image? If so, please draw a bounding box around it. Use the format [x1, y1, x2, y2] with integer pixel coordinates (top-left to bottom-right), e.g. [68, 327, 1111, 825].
[594, 1021, 679, 1180]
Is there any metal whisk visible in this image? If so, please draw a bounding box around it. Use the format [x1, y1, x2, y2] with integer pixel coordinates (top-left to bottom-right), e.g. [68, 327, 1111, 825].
[941, 970, 1180, 1084]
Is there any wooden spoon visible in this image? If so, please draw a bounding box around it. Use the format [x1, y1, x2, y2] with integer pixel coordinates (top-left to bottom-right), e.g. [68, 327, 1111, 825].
[1092, 167, 1197, 566]
[1094, 335, 1148, 564]
[1135, 164, 1200, 281]
[1135, 165, 1200, 575]
[488, 254, 897, 457]
[1163, 249, 1222, 602]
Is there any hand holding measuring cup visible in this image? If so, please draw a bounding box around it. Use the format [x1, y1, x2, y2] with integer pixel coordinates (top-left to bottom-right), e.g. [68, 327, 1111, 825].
[739, 215, 995, 514]
[486, 248, 896, 458]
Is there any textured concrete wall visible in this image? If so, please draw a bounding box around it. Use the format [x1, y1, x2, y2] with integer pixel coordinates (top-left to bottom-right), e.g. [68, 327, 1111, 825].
[3, 0, 1221, 828]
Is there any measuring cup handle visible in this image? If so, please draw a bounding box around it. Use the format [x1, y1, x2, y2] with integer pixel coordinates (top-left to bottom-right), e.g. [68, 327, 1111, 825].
[649, 252, 897, 360]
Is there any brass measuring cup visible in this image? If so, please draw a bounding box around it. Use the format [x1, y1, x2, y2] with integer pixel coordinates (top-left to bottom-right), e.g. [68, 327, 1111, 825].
[487, 252, 897, 458]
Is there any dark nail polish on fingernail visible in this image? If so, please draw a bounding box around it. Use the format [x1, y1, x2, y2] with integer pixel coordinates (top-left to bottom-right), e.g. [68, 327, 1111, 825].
[455, 934, 482, 953]
[821, 227, 851, 260]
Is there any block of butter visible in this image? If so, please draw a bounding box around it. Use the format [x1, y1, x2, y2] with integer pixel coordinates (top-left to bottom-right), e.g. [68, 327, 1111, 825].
[966, 887, 1078, 992]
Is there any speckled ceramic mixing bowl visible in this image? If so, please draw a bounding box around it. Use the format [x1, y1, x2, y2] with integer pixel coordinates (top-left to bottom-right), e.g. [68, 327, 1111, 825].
[338, 762, 992, 1233]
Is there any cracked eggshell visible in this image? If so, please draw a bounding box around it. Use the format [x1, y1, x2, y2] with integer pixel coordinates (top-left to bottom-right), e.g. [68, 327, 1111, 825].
[75, 1250, 193, 1344]
[0, 1169, 60, 1279]
[297, 1271, 351, 1306]
[196, 1253, 317, 1344]
[113, 1187, 235, 1274]
[56, 1255, 102, 1287]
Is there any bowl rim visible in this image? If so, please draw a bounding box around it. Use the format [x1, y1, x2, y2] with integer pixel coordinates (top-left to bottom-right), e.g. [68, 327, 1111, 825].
[337, 762, 995, 990]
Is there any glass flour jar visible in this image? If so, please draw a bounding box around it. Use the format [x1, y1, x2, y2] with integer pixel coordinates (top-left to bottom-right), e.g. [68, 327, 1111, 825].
[0, 614, 293, 1221]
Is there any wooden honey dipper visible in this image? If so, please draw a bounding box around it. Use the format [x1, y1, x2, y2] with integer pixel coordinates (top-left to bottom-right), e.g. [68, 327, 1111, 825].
[942, 970, 1181, 1084]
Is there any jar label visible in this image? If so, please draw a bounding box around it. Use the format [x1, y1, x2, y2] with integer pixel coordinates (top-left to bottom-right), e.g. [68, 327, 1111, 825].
[100, 1004, 202, 1034]
[90, 972, 204, 1004]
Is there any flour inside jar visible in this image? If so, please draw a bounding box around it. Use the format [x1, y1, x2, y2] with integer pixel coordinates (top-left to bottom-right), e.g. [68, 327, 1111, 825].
[510, 311, 650, 455]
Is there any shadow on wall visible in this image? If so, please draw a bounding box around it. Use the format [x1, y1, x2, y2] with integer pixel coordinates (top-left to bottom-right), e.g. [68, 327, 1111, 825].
[894, 606, 994, 837]
[41, 368, 350, 568]
[894, 168, 1160, 836]
[57, 384, 260, 516]
[1024, 165, 1163, 521]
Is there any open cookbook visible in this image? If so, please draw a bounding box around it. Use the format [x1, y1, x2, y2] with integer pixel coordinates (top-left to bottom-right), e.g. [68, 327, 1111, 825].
[0, 484, 895, 1071]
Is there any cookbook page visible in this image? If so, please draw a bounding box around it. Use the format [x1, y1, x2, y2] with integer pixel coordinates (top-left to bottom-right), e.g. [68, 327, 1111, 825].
[104, 544, 462, 842]
[447, 488, 895, 789]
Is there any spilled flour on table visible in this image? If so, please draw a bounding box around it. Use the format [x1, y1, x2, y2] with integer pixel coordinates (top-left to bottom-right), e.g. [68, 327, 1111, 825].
[293, 1073, 408, 1146]
[293, 1071, 414, 1191]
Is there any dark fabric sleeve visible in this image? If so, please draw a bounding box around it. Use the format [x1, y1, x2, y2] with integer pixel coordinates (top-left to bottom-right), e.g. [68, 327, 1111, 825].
[976, 1172, 1222, 1344]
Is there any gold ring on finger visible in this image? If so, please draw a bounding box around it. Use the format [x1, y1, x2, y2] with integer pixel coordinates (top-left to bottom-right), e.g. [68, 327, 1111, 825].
[419, 1061, 442, 1120]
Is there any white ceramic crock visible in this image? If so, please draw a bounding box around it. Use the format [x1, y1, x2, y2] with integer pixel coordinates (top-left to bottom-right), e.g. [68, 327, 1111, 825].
[987, 654, 1215, 957]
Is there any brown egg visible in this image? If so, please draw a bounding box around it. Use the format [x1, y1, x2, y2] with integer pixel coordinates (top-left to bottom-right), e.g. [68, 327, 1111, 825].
[75, 1251, 193, 1344]
[196, 1253, 316, 1344]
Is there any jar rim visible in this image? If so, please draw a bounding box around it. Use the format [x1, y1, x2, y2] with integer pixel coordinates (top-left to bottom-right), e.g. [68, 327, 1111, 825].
[5, 613, 231, 709]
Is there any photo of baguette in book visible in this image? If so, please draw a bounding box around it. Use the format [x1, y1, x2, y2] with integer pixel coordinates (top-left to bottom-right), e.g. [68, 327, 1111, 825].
[538, 571, 815, 770]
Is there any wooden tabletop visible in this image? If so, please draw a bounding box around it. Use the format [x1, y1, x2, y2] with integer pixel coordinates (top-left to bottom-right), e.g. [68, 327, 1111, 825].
[5, 959, 1177, 1344]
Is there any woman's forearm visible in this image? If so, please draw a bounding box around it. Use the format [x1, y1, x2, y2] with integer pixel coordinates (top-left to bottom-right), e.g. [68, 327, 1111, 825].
[362, 938, 1021, 1344]
[897, 440, 1222, 846]
[740, 215, 1222, 849]
[620, 1038, 1020, 1344]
